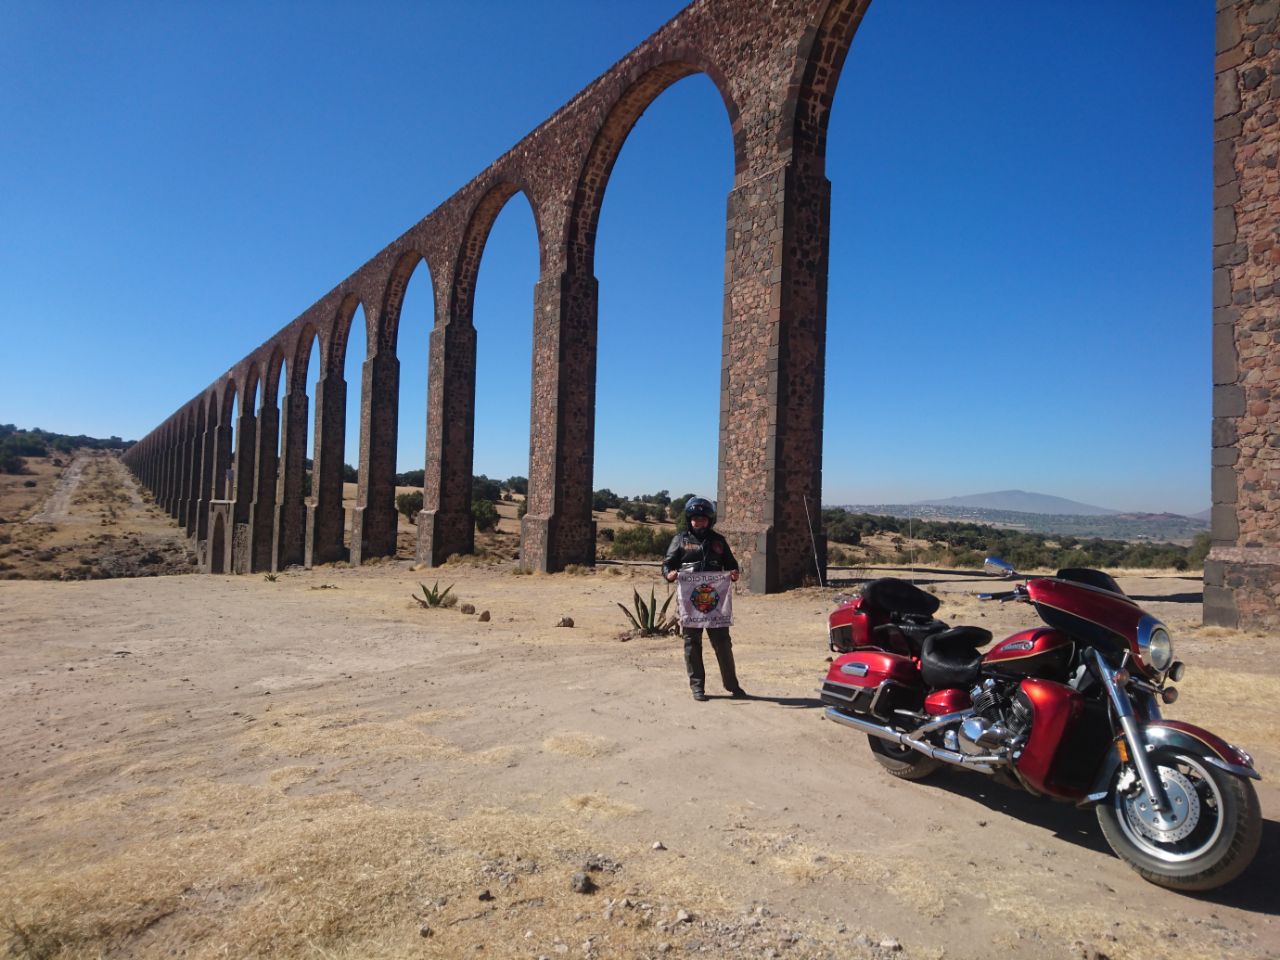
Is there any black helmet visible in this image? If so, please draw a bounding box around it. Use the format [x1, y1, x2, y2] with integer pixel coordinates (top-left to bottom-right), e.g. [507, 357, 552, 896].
[684, 497, 716, 526]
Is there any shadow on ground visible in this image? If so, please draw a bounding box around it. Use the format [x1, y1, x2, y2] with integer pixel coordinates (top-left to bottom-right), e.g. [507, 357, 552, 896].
[915, 768, 1278, 914]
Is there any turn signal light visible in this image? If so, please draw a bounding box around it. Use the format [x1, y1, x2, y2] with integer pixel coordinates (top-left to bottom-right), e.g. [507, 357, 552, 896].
[1161, 687, 1179, 705]
[1113, 669, 1130, 688]
[1168, 661, 1185, 682]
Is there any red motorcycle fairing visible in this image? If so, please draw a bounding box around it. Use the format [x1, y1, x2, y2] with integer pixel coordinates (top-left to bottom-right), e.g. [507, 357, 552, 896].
[982, 627, 1073, 680]
[1013, 678, 1086, 798]
[820, 651, 923, 720]
[924, 688, 971, 715]
[828, 596, 879, 651]
[1025, 577, 1142, 661]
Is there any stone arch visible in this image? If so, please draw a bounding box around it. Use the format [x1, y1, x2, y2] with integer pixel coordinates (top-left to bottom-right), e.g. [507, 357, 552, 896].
[567, 55, 741, 275]
[287, 324, 320, 394]
[450, 183, 543, 325]
[378, 250, 436, 353]
[327, 293, 365, 373]
[263, 344, 286, 403]
[242, 362, 262, 415]
[786, 0, 872, 173]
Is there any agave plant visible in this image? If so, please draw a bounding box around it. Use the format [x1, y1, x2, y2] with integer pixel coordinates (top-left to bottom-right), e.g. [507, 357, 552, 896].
[411, 580, 456, 608]
[617, 586, 679, 636]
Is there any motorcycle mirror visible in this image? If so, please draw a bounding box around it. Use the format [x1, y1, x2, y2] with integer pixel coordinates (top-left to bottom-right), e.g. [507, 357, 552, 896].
[984, 557, 1017, 579]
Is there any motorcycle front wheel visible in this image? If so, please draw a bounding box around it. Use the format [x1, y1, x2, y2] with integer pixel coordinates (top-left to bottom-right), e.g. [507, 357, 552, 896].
[1096, 747, 1261, 891]
[867, 735, 940, 781]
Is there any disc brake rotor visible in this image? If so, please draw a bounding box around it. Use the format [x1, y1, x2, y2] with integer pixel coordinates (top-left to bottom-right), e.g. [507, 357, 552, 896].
[1122, 766, 1201, 843]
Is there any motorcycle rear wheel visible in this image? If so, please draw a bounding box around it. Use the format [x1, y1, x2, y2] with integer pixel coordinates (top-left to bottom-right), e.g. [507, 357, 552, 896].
[1095, 748, 1261, 891]
[867, 735, 940, 781]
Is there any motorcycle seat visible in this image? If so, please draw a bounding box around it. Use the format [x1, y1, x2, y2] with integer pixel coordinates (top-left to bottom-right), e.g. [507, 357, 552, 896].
[920, 626, 993, 690]
[872, 617, 949, 658]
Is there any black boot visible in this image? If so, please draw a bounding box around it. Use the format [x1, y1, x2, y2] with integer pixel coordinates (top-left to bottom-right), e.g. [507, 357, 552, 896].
[708, 629, 742, 696]
[684, 629, 707, 700]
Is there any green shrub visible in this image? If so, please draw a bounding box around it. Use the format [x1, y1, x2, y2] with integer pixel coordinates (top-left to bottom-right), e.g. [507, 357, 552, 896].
[473, 498, 499, 532]
[396, 491, 424, 524]
[611, 526, 671, 560]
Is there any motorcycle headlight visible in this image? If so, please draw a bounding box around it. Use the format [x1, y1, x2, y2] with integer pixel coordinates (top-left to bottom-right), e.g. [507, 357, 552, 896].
[1136, 615, 1174, 675]
[1148, 627, 1173, 672]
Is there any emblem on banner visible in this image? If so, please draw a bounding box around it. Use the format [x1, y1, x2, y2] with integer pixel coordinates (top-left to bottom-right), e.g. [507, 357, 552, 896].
[690, 582, 720, 613]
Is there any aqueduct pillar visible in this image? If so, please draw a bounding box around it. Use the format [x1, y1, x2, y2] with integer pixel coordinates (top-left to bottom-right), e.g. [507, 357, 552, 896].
[1207, 0, 1280, 630]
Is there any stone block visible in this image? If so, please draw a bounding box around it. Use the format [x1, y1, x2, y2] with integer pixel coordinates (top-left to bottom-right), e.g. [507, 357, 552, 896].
[1212, 504, 1240, 541]
[1214, 383, 1247, 417]
[1202, 584, 1240, 628]
[1213, 323, 1239, 384]
[1214, 205, 1238, 246]
[1217, 6, 1243, 52]
[1214, 269, 1233, 308]
[1213, 464, 1239, 504]
[1215, 68, 1241, 119]
[1213, 446, 1240, 465]
[1247, 1, 1279, 25]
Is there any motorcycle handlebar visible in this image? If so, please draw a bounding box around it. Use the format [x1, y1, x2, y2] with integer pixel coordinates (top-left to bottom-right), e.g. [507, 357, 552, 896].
[978, 586, 1028, 603]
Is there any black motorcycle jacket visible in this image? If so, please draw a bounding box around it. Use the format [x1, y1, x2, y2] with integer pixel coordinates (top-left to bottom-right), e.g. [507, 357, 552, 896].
[662, 528, 739, 576]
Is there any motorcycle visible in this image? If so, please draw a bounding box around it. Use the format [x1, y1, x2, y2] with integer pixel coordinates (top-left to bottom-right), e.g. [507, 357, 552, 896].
[819, 559, 1262, 891]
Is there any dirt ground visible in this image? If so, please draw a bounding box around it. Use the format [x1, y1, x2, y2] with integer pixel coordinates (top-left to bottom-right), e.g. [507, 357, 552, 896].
[1, 460, 1277, 959]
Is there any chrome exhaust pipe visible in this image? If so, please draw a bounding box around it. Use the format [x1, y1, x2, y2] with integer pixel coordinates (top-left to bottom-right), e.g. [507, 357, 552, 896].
[823, 707, 1002, 774]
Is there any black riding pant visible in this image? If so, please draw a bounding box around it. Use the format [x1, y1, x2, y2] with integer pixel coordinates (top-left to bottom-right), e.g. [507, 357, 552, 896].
[683, 627, 739, 694]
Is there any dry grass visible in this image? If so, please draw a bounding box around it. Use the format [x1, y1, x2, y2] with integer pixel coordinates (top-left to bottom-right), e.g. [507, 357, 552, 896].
[0, 772, 820, 960]
[542, 732, 617, 759]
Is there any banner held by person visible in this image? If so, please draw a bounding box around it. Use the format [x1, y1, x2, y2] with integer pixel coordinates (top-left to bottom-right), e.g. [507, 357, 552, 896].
[676, 570, 734, 629]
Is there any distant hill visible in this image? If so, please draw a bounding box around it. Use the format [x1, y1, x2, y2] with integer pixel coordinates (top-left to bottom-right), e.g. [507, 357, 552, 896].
[1191, 507, 1212, 521]
[839, 502, 1208, 543]
[915, 489, 1118, 516]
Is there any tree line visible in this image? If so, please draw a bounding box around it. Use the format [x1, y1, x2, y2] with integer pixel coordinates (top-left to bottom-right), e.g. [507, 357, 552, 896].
[823, 507, 1211, 572]
[0, 424, 132, 474]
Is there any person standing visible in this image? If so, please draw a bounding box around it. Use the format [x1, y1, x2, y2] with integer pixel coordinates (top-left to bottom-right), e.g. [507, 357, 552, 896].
[662, 497, 747, 702]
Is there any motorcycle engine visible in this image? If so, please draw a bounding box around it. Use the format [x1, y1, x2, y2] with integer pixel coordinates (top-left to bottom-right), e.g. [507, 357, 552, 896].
[957, 680, 1026, 757]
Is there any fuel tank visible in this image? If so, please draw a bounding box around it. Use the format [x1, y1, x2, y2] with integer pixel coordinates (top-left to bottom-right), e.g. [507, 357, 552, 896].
[820, 650, 923, 720]
[982, 627, 1073, 681]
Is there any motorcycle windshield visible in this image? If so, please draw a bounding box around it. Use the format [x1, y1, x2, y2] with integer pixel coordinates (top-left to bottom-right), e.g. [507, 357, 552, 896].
[1026, 577, 1142, 661]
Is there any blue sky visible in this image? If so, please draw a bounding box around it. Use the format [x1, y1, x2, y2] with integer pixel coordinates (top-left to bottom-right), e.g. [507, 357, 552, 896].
[0, 1, 1212, 515]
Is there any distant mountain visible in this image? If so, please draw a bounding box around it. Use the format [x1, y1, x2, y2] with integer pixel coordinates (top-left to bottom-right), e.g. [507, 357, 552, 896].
[915, 489, 1119, 516]
[1191, 508, 1212, 521]
[837, 502, 1208, 543]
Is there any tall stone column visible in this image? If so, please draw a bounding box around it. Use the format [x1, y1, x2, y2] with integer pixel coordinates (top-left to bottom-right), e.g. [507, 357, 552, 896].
[274, 389, 308, 570]
[418, 321, 476, 565]
[212, 419, 233, 501]
[521, 269, 597, 572]
[194, 417, 216, 542]
[305, 373, 347, 567]
[157, 440, 172, 514]
[351, 350, 400, 564]
[715, 157, 829, 593]
[178, 428, 195, 533]
[1205, 0, 1280, 630]
[249, 399, 279, 572]
[234, 407, 257, 524]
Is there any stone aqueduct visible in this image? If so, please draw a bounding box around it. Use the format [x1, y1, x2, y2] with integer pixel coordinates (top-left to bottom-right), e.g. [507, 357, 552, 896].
[123, 0, 1280, 627]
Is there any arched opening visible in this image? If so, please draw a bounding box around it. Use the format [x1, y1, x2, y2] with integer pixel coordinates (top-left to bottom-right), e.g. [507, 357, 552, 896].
[820, 3, 1211, 578]
[341, 304, 368, 553]
[391, 254, 434, 558]
[472, 190, 539, 553]
[592, 71, 733, 541]
[303, 334, 322, 503]
[219, 383, 238, 501]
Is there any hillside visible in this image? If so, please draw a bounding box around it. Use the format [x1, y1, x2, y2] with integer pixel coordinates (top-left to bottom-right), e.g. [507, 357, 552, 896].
[839, 502, 1208, 544]
[916, 489, 1118, 515]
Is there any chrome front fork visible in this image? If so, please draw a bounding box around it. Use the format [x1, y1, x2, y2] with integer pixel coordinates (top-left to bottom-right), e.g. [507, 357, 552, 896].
[1089, 648, 1171, 814]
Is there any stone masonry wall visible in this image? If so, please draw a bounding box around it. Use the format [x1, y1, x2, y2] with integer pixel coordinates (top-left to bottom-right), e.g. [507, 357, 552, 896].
[1208, 0, 1280, 628]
